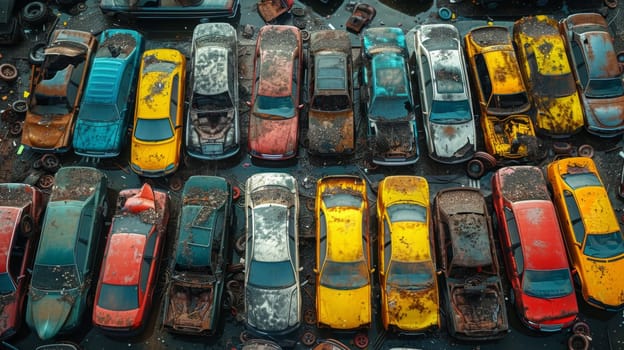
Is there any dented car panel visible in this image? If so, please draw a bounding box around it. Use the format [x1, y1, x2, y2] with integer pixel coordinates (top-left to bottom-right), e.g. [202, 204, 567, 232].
[434, 187, 509, 340]
[245, 173, 301, 335]
[131, 49, 186, 177]
[248, 25, 302, 160]
[186, 23, 239, 160]
[492, 166, 578, 331]
[465, 26, 537, 160]
[376, 176, 440, 333]
[361, 27, 418, 166]
[0, 184, 44, 340]
[413, 24, 476, 164]
[73, 29, 145, 157]
[22, 29, 97, 153]
[315, 175, 371, 330]
[560, 13, 624, 137]
[163, 176, 232, 335]
[547, 157, 624, 311]
[513, 16, 584, 137]
[26, 167, 108, 340]
[307, 30, 355, 156]
[93, 183, 169, 333]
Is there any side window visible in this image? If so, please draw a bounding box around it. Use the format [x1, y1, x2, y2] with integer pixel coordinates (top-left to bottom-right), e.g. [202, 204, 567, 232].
[170, 75, 179, 125]
[141, 231, 157, 291]
[117, 64, 133, 110]
[319, 210, 327, 265]
[571, 41, 588, 87]
[504, 207, 521, 246]
[474, 54, 492, 101]
[383, 218, 391, 268]
[292, 53, 299, 98]
[75, 203, 94, 271]
[420, 54, 432, 114]
[563, 190, 585, 243]
[513, 244, 524, 276]
[288, 206, 296, 256]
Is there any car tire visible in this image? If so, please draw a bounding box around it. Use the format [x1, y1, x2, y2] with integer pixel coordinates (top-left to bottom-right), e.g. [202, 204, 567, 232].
[0, 63, 18, 83]
[20, 214, 34, 238]
[29, 42, 47, 66]
[21, 2, 49, 27]
[466, 158, 485, 179]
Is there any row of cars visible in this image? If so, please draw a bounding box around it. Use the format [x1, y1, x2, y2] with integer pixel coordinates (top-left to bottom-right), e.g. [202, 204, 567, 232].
[1, 155, 623, 342]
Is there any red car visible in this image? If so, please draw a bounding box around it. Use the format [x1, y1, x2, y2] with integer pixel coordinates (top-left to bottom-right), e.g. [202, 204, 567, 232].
[0, 183, 45, 339]
[247, 25, 303, 160]
[492, 166, 578, 331]
[92, 183, 169, 333]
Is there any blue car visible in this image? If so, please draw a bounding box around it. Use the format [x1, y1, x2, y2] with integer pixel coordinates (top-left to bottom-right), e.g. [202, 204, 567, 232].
[360, 27, 419, 166]
[26, 167, 108, 340]
[73, 29, 144, 157]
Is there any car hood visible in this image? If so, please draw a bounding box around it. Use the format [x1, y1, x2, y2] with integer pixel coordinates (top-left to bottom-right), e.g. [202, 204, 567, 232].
[580, 255, 624, 308]
[534, 94, 584, 136]
[307, 110, 354, 154]
[429, 120, 475, 161]
[318, 285, 370, 329]
[22, 112, 73, 150]
[73, 119, 122, 155]
[386, 285, 439, 332]
[519, 291, 578, 327]
[586, 96, 624, 131]
[245, 284, 298, 333]
[30, 292, 74, 340]
[131, 138, 178, 171]
[248, 114, 298, 157]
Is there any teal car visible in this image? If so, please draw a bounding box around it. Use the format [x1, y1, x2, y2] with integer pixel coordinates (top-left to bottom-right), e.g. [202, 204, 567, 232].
[73, 29, 144, 157]
[26, 167, 108, 340]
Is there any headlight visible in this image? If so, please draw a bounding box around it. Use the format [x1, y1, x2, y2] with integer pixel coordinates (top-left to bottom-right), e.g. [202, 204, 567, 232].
[165, 163, 176, 172]
[225, 127, 234, 146]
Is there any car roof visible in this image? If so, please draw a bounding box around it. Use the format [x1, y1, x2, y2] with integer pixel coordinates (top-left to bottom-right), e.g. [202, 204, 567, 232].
[315, 53, 348, 92]
[101, 233, 146, 285]
[514, 16, 573, 76]
[137, 49, 184, 118]
[251, 204, 290, 262]
[194, 45, 230, 96]
[37, 203, 83, 266]
[578, 32, 621, 79]
[258, 50, 294, 98]
[371, 54, 409, 96]
[430, 50, 468, 96]
[82, 59, 125, 104]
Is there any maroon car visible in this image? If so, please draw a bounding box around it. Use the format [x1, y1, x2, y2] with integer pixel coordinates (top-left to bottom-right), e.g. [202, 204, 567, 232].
[0, 183, 45, 339]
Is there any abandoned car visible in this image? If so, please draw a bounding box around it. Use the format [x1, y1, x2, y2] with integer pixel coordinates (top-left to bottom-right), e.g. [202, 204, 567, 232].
[247, 25, 303, 160]
[412, 24, 476, 164]
[244, 173, 301, 335]
[21, 29, 97, 153]
[491, 166, 578, 331]
[376, 176, 440, 333]
[361, 27, 419, 166]
[315, 175, 372, 330]
[0, 183, 44, 340]
[26, 167, 108, 340]
[73, 29, 145, 158]
[307, 30, 355, 156]
[547, 157, 624, 311]
[131, 48, 186, 177]
[163, 176, 233, 336]
[186, 23, 239, 160]
[99, 0, 241, 21]
[434, 187, 509, 340]
[93, 183, 170, 333]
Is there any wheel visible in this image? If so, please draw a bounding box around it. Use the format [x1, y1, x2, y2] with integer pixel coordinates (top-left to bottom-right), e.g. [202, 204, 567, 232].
[40, 154, 60, 171]
[37, 174, 55, 189]
[304, 308, 316, 325]
[0, 63, 18, 83]
[21, 2, 49, 26]
[11, 100, 28, 115]
[466, 158, 485, 179]
[234, 235, 245, 255]
[9, 121, 23, 137]
[353, 333, 369, 349]
[572, 321, 590, 336]
[577, 144, 594, 158]
[300, 331, 316, 346]
[20, 214, 34, 238]
[29, 42, 47, 66]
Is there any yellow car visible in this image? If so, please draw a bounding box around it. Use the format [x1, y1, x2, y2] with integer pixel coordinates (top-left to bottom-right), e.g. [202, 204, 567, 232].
[376, 176, 439, 333]
[315, 175, 371, 329]
[464, 26, 536, 160]
[547, 157, 624, 311]
[513, 15, 584, 137]
[131, 49, 186, 177]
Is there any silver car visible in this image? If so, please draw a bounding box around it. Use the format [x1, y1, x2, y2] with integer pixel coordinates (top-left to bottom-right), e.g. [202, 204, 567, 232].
[185, 23, 240, 160]
[244, 173, 301, 335]
[413, 24, 476, 164]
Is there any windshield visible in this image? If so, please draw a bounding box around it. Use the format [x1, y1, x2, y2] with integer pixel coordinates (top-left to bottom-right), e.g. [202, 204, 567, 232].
[79, 102, 119, 122]
[320, 260, 368, 289]
[430, 99, 472, 123]
[193, 91, 234, 111]
[487, 92, 529, 111]
[31, 95, 71, 115]
[134, 117, 173, 142]
[31, 264, 79, 290]
[522, 268, 574, 299]
[586, 78, 624, 98]
[311, 94, 350, 112]
[0, 273, 15, 295]
[534, 72, 577, 97]
[387, 261, 434, 289]
[254, 95, 295, 118]
[97, 283, 139, 311]
[583, 231, 624, 259]
[387, 203, 426, 223]
[562, 172, 602, 189]
[248, 260, 295, 289]
[322, 192, 362, 209]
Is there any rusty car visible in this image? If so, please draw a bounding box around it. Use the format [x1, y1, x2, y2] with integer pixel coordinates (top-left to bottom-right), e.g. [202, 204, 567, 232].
[21, 29, 97, 153]
[433, 187, 509, 340]
[99, 0, 240, 21]
[464, 25, 537, 161]
[247, 25, 303, 160]
[376, 176, 440, 333]
[73, 29, 145, 158]
[547, 157, 624, 311]
[26, 166, 108, 340]
[244, 173, 301, 335]
[513, 15, 584, 138]
[307, 30, 355, 156]
[346, 3, 376, 34]
[412, 24, 476, 164]
[360, 27, 418, 166]
[0, 183, 44, 340]
[92, 183, 170, 334]
[163, 176, 233, 336]
[186, 23, 239, 160]
[492, 166, 578, 331]
[130, 48, 186, 177]
[559, 12, 624, 137]
[315, 175, 372, 330]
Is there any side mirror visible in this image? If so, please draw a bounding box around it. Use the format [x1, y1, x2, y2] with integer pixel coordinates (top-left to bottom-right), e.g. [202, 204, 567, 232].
[246, 101, 252, 107]
[298, 104, 305, 109]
